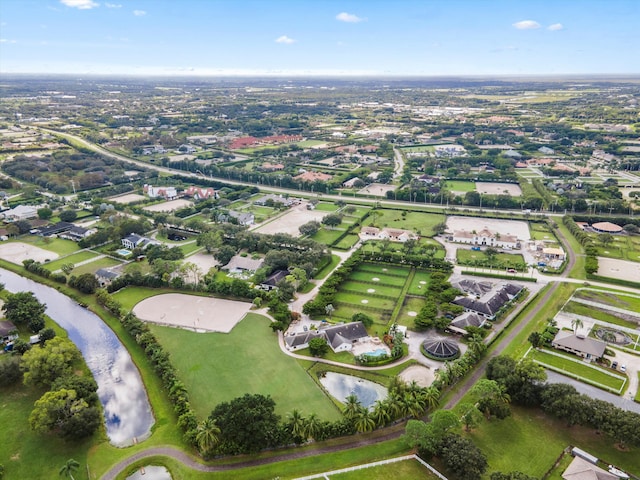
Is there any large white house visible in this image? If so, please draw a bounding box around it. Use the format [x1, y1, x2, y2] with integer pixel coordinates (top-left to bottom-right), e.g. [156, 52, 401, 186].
[359, 226, 418, 243]
[143, 184, 178, 200]
[285, 321, 370, 353]
[1, 205, 38, 222]
[451, 227, 518, 249]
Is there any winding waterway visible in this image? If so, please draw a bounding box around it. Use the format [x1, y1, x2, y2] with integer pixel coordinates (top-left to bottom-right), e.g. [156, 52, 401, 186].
[0, 268, 154, 446]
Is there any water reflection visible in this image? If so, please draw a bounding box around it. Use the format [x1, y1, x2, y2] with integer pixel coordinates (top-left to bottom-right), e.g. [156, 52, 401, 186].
[319, 372, 387, 408]
[0, 268, 154, 446]
[126, 466, 172, 480]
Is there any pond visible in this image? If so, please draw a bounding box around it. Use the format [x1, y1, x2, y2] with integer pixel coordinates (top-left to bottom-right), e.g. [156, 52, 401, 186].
[0, 268, 154, 446]
[126, 466, 172, 480]
[319, 372, 387, 408]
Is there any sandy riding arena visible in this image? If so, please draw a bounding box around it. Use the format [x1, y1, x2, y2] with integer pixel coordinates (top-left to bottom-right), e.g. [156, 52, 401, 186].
[143, 199, 194, 213]
[446, 216, 530, 241]
[475, 182, 522, 196]
[0, 242, 59, 264]
[133, 293, 252, 333]
[597, 257, 640, 283]
[108, 193, 147, 204]
[253, 202, 327, 237]
[399, 365, 435, 388]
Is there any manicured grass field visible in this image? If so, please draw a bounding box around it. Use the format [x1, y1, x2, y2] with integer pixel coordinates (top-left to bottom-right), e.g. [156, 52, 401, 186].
[340, 281, 402, 298]
[43, 250, 99, 270]
[314, 254, 341, 280]
[573, 289, 640, 313]
[15, 235, 80, 255]
[397, 296, 426, 327]
[112, 286, 198, 311]
[589, 234, 640, 262]
[334, 234, 359, 250]
[71, 256, 123, 276]
[356, 264, 410, 277]
[329, 459, 439, 479]
[364, 210, 445, 236]
[563, 301, 637, 330]
[149, 314, 341, 421]
[469, 406, 639, 476]
[349, 270, 407, 287]
[528, 349, 626, 392]
[315, 202, 341, 212]
[445, 180, 476, 192]
[406, 271, 431, 296]
[334, 291, 397, 310]
[179, 242, 203, 256]
[457, 249, 526, 269]
[400, 145, 435, 154]
[312, 228, 348, 245]
[332, 303, 391, 324]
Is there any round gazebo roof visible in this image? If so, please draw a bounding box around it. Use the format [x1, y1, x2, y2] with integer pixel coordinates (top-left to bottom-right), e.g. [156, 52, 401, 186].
[592, 221, 623, 233]
[422, 337, 459, 360]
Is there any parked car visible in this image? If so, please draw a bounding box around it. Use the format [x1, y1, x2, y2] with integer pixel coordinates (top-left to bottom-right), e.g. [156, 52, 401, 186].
[507, 268, 517, 273]
[620, 365, 626, 373]
[612, 361, 618, 370]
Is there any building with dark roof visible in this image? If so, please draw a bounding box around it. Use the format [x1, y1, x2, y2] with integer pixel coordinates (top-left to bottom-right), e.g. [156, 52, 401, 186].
[285, 321, 370, 353]
[34, 221, 74, 237]
[422, 337, 460, 360]
[449, 312, 486, 334]
[0, 320, 18, 343]
[260, 270, 289, 291]
[453, 282, 524, 320]
[284, 330, 324, 351]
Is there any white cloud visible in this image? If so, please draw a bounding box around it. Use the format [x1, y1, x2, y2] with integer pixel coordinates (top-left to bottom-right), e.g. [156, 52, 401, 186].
[133, 10, 146, 16]
[513, 20, 541, 30]
[275, 35, 296, 44]
[548, 23, 564, 31]
[105, 2, 122, 7]
[60, 0, 99, 9]
[336, 12, 365, 23]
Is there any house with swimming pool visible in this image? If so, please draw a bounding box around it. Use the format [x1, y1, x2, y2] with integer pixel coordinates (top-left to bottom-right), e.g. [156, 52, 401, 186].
[285, 321, 372, 354]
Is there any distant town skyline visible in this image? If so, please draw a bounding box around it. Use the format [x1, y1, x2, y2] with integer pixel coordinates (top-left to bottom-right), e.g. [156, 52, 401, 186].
[0, 0, 638, 76]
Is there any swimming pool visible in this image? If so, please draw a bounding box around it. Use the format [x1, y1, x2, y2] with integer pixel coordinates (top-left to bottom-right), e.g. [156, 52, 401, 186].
[364, 348, 389, 358]
[116, 248, 132, 256]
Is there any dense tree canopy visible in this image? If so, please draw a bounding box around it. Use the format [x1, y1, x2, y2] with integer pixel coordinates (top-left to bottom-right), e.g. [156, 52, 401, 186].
[2, 291, 46, 333]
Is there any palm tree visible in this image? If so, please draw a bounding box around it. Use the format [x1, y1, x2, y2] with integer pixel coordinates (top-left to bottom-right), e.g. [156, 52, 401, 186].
[287, 409, 306, 440]
[403, 392, 426, 418]
[59, 459, 80, 480]
[196, 418, 221, 456]
[372, 400, 391, 427]
[423, 386, 440, 411]
[571, 317, 584, 334]
[468, 334, 487, 359]
[325, 303, 335, 320]
[303, 413, 322, 441]
[354, 408, 376, 433]
[342, 394, 362, 421]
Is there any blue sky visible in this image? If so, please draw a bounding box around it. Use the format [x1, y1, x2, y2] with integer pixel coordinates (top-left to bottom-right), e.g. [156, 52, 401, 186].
[0, 0, 638, 76]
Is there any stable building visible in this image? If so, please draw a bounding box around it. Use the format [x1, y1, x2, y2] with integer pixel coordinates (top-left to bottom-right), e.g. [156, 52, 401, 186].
[551, 331, 606, 361]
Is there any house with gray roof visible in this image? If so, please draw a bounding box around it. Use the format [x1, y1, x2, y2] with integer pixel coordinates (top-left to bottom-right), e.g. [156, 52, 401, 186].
[223, 255, 264, 274]
[551, 331, 606, 361]
[449, 312, 486, 334]
[284, 321, 370, 353]
[453, 282, 523, 320]
[284, 330, 324, 351]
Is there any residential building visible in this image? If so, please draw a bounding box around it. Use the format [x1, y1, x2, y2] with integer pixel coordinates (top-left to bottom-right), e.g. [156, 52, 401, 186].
[562, 456, 618, 480]
[293, 171, 332, 183]
[227, 210, 255, 226]
[0, 320, 18, 343]
[121, 234, 159, 250]
[183, 186, 217, 200]
[143, 184, 178, 200]
[260, 270, 289, 291]
[95, 268, 120, 287]
[359, 226, 418, 243]
[451, 227, 519, 249]
[453, 282, 523, 320]
[254, 194, 293, 207]
[284, 321, 370, 353]
[223, 255, 264, 274]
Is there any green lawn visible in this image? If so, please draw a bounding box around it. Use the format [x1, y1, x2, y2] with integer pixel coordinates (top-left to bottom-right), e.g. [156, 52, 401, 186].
[457, 249, 526, 269]
[13, 236, 81, 255]
[334, 234, 360, 250]
[329, 459, 439, 479]
[364, 210, 445, 237]
[529, 222, 560, 243]
[445, 180, 476, 192]
[315, 202, 341, 212]
[112, 286, 198, 311]
[179, 242, 203, 256]
[314, 254, 341, 280]
[469, 406, 639, 477]
[340, 281, 402, 298]
[406, 271, 431, 296]
[396, 296, 426, 328]
[71, 257, 123, 276]
[334, 291, 397, 310]
[573, 289, 640, 313]
[563, 301, 638, 330]
[149, 314, 341, 421]
[355, 264, 410, 277]
[43, 250, 99, 270]
[312, 228, 348, 246]
[528, 349, 626, 392]
[348, 270, 407, 287]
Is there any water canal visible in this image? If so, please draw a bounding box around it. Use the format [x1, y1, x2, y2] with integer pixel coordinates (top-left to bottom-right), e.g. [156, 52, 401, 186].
[0, 268, 154, 446]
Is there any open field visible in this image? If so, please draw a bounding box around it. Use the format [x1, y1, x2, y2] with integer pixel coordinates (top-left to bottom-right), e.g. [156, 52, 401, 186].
[334, 291, 397, 310]
[149, 314, 341, 420]
[133, 293, 252, 333]
[108, 193, 147, 204]
[528, 349, 626, 392]
[13, 235, 80, 255]
[529, 222, 560, 243]
[348, 270, 407, 287]
[444, 180, 475, 192]
[363, 209, 445, 236]
[475, 182, 522, 196]
[71, 256, 123, 276]
[142, 199, 194, 213]
[42, 250, 99, 270]
[590, 235, 640, 263]
[334, 234, 360, 249]
[312, 228, 348, 245]
[314, 202, 341, 212]
[446, 215, 531, 240]
[400, 145, 436, 154]
[327, 458, 440, 479]
[563, 301, 638, 330]
[573, 288, 640, 313]
[457, 249, 526, 269]
[397, 296, 426, 327]
[469, 405, 639, 476]
[406, 271, 431, 295]
[0, 241, 59, 263]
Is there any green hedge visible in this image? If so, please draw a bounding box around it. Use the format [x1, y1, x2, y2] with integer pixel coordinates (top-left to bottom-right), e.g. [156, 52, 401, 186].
[460, 270, 537, 282]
